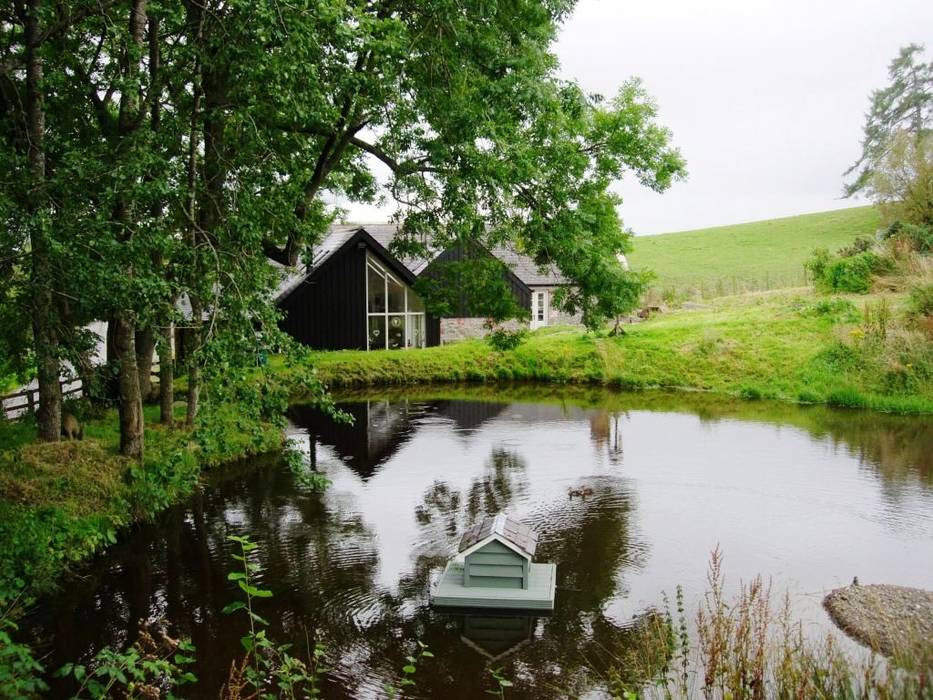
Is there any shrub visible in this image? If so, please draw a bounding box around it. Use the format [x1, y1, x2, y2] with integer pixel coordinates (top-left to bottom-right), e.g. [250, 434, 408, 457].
[882, 220, 933, 253]
[804, 247, 832, 282]
[820, 252, 886, 293]
[907, 282, 933, 319]
[486, 327, 527, 351]
[738, 386, 762, 400]
[836, 235, 874, 257]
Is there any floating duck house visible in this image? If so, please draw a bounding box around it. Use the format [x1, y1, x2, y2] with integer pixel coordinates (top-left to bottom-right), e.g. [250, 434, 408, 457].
[433, 514, 556, 610]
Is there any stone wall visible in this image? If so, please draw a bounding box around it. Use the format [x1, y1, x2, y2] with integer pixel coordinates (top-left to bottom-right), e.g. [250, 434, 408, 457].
[439, 317, 528, 344]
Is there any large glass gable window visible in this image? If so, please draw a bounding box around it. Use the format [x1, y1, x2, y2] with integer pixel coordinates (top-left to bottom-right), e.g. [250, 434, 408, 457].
[366, 255, 427, 350]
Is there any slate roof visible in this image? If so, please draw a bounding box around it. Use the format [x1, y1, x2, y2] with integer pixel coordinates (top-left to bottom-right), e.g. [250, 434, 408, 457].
[272, 224, 441, 303]
[458, 513, 539, 558]
[489, 245, 565, 286]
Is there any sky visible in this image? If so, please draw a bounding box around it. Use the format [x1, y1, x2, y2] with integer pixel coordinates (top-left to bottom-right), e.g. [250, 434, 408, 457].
[342, 0, 933, 235]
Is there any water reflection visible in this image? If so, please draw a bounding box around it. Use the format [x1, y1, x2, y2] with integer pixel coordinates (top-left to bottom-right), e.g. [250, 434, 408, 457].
[28, 388, 933, 698]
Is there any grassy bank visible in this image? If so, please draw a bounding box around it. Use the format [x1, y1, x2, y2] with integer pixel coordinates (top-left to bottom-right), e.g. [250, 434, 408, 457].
[0, 403, 283, 601]
[629, 206, 880, 298]
[298, 290, 933, 415]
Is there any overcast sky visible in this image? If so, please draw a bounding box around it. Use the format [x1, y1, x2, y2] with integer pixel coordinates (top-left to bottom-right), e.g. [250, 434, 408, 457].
[343, 0, 933, 235]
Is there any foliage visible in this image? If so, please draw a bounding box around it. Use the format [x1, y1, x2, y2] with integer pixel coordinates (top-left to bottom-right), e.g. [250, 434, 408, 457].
[865, 131, 933, 227]
[486, 326, 529, 351]
[222, 534, 327, 698]
[384, 641, 433, 699]
[1, 0, 685, 457]
[837, 234, 875, 257]
[416, 253, 530, 323]
[55, 622, 196, 699]
[907, 282, 933, 319]
[882, 220, 933, 253]
[844, 44, 933, 197]
[819, 251, 889, 293]
[284, 443, 332, 491]
[630, 207, 881, 299]
[0, 596, 47, 699]
[486, 666, 514, 699]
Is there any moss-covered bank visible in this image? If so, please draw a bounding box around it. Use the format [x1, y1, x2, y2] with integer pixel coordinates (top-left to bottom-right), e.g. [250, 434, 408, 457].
[295, 291, 933, 415]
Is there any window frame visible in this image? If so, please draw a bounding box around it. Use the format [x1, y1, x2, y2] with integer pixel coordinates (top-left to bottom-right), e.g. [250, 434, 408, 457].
[365, 254, 427, 350]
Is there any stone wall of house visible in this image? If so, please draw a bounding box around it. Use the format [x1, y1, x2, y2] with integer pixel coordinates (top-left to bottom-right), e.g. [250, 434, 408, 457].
[439, 317, 528, 344]
[534, 286, 584, 327]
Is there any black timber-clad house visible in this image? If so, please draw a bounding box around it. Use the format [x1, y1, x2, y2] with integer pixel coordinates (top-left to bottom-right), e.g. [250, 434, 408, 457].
[276, 226, 441, 350]
[275, 224, 569, 351]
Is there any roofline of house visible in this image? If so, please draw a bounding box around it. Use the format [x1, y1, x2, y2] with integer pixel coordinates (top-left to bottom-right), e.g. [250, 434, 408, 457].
[276, 226, 420, 305]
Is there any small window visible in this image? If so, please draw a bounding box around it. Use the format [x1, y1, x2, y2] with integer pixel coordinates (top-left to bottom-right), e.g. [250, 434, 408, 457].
[407, 289, 425, 313]
[387, 315, 405, 349]
[368, 315, 386, 349]
[368, 264, 386, 313]
[387, 274, 405, 313]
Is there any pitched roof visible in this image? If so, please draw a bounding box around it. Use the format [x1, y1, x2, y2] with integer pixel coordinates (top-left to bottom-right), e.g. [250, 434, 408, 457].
[489, 245, 565, 286]
[458, 513, 539, 558]
[273, 222, 566, 304]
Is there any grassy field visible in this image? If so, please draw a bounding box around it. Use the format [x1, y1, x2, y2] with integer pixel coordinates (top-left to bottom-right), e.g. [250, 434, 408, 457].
[295, 289, 932, 415]
[628, 206, 881, 298]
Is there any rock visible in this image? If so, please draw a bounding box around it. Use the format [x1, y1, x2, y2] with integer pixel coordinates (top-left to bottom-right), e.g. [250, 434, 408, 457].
[824, 583, 933, 663]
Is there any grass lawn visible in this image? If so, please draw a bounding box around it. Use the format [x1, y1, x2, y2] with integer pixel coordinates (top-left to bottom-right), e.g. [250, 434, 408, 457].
[297, 289, 932, 415]
[628, 206, 881, 297]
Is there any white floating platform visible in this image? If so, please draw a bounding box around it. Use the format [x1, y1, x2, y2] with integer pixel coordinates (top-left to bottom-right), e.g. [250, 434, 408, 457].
[433, 561, 556, 610]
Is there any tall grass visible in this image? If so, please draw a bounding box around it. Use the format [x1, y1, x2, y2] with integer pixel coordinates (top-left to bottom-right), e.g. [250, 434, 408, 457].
[608, 549, 931, 699]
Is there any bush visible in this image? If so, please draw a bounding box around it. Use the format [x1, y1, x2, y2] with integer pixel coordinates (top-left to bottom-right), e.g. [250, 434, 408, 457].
[820, 252, 887, 293]
[907, 282, 933, 318]
[486, 327, 527, 351]
[836, 235, 874, 257]
[881, 220, 933, 253]
[805, 247, 832, 282]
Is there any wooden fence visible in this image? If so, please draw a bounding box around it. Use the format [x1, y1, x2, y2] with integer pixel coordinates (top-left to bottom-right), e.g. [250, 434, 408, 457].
[1, 365, 160, 420]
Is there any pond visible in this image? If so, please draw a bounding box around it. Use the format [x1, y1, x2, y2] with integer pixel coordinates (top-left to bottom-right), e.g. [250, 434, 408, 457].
[28, 387, 933, 698]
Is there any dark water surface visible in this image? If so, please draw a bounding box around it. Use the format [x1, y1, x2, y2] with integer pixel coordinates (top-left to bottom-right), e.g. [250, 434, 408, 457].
[28, 388, 933, 698]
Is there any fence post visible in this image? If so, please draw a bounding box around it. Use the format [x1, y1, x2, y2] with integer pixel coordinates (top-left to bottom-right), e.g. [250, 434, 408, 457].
[26, 389, 35, 414]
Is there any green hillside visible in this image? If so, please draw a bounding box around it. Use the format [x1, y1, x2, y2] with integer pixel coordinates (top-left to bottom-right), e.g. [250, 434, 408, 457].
[629, 206, 881, 297]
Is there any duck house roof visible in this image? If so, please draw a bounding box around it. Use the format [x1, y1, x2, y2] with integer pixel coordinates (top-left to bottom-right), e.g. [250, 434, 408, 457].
[458, 514, 539, 559]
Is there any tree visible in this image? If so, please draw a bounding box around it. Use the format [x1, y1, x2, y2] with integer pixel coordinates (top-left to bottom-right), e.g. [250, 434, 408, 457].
[865, 131, 933, 226]
[845, 44, 933, 197]
[2, 0, 684, 456]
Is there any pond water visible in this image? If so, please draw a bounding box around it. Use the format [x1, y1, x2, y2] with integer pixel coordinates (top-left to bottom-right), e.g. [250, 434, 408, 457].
[29, 388, 933, 698]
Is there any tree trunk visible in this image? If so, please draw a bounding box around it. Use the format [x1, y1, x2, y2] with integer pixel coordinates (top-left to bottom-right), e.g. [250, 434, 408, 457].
[136, 327, 156, 399]
[110, 0, 148, 459]
[159, 321, 174, 424]
[114, 313, 144, 458]
[185, 306, 201, 428]
[24, 0, 61, 441]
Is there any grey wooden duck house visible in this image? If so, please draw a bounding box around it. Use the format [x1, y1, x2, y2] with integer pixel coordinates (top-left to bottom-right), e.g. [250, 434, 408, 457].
[433, 514, 556, 611]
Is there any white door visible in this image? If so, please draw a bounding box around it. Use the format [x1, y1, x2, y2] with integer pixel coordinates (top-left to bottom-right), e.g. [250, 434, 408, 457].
[530, 290, 548, 329]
